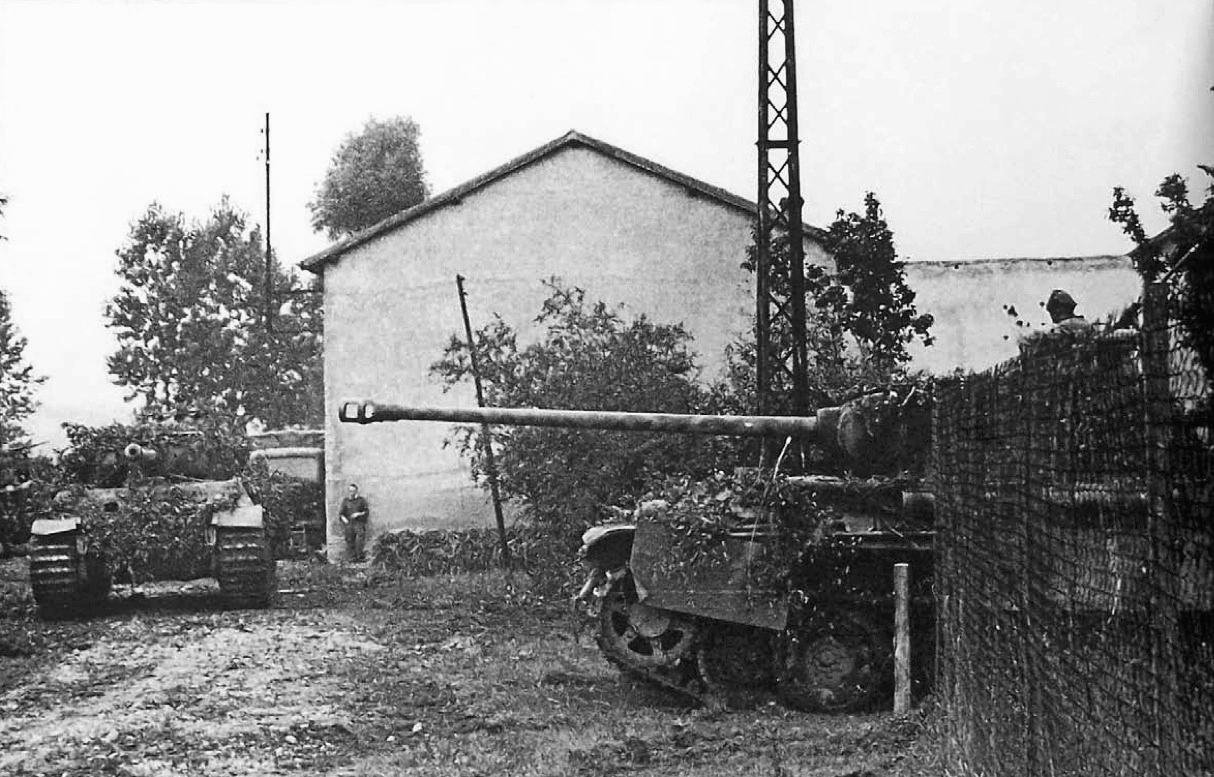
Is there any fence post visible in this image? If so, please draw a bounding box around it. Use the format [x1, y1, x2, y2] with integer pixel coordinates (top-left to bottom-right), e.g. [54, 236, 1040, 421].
[894, 562, 911, 715]
[1018, 351, 1041, 776]
[1141, 282, 1179, 772]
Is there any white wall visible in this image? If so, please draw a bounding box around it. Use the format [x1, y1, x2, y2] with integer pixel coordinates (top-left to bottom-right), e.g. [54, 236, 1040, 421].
[904, 256, 1141, 374]
[320, 146, 830, 554]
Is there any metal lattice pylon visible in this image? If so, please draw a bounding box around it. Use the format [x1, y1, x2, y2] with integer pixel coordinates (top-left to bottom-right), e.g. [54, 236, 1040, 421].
[756, 0, 810, 417]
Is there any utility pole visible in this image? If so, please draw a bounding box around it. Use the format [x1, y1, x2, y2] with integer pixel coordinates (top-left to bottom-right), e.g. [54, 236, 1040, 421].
[756, 0, 810, 419]
[455, 274, 513, 571]
[263, 112, 274, 332]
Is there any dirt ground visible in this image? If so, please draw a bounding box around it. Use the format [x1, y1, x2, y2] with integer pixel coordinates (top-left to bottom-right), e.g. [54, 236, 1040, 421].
[0, 557, 941, 777]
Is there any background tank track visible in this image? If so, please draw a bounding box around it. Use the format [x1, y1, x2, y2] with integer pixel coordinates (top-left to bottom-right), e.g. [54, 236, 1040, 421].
[29, 534, 80, 611]
[215, 527, 276, 608]
[29, 532, 110, 613]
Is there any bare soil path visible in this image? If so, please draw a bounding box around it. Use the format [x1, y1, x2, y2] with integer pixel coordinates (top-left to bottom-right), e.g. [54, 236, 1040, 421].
[0, 558, 939, 776]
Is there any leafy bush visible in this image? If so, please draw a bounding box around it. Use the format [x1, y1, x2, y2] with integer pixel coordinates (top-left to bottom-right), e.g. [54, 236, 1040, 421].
[634, 472, 837, 593]
[432, 279, 727, 548]
[371, 526, 570, 590]
[64, 482, 233, 582]
[0, 454, 58, 551]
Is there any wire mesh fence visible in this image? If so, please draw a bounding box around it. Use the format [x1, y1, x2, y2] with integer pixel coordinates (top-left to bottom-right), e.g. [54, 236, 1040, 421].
[934, 282, 1213, 776]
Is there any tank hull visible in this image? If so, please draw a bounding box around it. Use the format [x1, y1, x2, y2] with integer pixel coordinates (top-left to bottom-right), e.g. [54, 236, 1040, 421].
[577, 515, 935, 712]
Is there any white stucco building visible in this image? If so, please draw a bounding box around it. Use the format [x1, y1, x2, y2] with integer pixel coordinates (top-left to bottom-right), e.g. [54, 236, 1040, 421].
[301, 131, 1143, 555]
[300, 130, 831, 552]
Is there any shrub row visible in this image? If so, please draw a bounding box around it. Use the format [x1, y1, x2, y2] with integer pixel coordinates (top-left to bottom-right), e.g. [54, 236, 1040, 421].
[370, 525, 573, 583]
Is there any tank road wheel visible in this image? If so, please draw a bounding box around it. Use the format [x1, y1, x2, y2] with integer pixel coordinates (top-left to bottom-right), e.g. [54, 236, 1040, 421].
[697, 625, 777, 709]
[215, 527, 276, 609]
[597, 588, 697, 670]
[777, 609, 891, 713]
[29, 533, 110, 616]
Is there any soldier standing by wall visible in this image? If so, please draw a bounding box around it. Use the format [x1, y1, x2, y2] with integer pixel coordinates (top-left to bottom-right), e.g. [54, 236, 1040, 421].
[339, 483, 370, 562]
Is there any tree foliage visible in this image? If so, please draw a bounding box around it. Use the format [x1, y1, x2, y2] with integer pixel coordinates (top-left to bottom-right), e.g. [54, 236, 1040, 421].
[734, 192, 933, 413]
[1109, 164, 1214, 382]
[431, 279, 721, 537]
[0, 288, 46, 447]
[105, 199, 322, 428]
[308, 116, 430, 240]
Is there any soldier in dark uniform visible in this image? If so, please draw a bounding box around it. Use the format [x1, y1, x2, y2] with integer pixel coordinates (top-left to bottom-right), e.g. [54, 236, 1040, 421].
[339, 483, 370, 562]
[1046, 289, 1093, 334]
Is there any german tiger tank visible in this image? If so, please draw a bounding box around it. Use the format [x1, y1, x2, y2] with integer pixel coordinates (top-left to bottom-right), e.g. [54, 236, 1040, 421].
[339, 393, 934, 712]
[29, 431, 276, 615]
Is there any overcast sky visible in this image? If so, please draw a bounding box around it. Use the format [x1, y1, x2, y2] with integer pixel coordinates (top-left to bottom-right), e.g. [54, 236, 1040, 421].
[1, 0, 1211, 448]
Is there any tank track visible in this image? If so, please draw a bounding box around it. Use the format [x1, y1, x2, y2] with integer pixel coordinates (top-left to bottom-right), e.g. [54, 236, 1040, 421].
[29, 534, 80, 612]
[595, 625, 710, 705]
[215, 527, 276, 608]
[697, 625, 778, 709]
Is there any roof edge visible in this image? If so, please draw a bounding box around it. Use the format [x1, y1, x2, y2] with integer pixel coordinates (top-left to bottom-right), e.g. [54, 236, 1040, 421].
[300, 129, 824, 272]
[904, 254, 1131, 268]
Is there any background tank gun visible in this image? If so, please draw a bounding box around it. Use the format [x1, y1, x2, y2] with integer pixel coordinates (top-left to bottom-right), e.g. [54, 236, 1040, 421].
[339, 395, 934, 712]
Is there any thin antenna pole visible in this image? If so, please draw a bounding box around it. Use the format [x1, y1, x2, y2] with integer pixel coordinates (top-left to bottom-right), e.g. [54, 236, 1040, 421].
[456, 274, 512, 571]
[264, 112, 273, 332]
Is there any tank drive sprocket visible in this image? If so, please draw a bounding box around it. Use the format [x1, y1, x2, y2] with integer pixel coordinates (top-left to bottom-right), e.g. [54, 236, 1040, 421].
[596, 582, 706, 702]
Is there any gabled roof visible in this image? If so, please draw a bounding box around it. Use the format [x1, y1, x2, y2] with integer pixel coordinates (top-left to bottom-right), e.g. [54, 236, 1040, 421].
[300, 129, 822, 271]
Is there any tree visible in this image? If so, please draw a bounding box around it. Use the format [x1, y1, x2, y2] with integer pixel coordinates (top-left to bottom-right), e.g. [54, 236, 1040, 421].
[431, 279, 720, 536]
[733, 192, 934, 413]
[0, 288, 45, 447]
[308, 116, 430, 240]
[1109, 164, 1214, 381]
[105, 199, 322, 428]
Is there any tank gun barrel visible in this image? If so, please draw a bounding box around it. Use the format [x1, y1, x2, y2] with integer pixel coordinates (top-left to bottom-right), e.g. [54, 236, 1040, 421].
[338, 400, 826, 439]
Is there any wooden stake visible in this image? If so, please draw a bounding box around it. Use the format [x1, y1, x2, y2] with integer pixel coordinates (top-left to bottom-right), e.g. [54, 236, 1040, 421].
[894, 562, 911, 715]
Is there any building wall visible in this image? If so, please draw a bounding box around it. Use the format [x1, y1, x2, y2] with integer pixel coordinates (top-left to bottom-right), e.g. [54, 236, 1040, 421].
[903, 256, 1141, 374]
[320, 146, 831, 554]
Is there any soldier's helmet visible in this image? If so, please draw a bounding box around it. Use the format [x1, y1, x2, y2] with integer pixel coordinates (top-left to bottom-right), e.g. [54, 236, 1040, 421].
[1046, 289, 1078, 322]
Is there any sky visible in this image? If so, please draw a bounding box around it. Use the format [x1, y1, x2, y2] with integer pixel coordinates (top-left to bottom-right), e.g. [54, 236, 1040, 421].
[1, 0, 1212, 449]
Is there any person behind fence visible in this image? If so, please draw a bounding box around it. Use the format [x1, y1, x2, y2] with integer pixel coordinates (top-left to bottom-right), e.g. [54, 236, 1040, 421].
[1045, 289, 1093, 334]
[339, 483, 370, 562]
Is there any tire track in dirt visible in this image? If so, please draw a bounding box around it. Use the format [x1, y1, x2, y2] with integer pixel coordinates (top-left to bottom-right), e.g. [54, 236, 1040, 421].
[0, 612, 385, 775]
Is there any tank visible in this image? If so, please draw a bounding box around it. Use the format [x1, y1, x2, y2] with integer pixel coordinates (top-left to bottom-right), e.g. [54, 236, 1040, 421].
[28, 431, 276, 615]
[338, 394, 934, 712]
